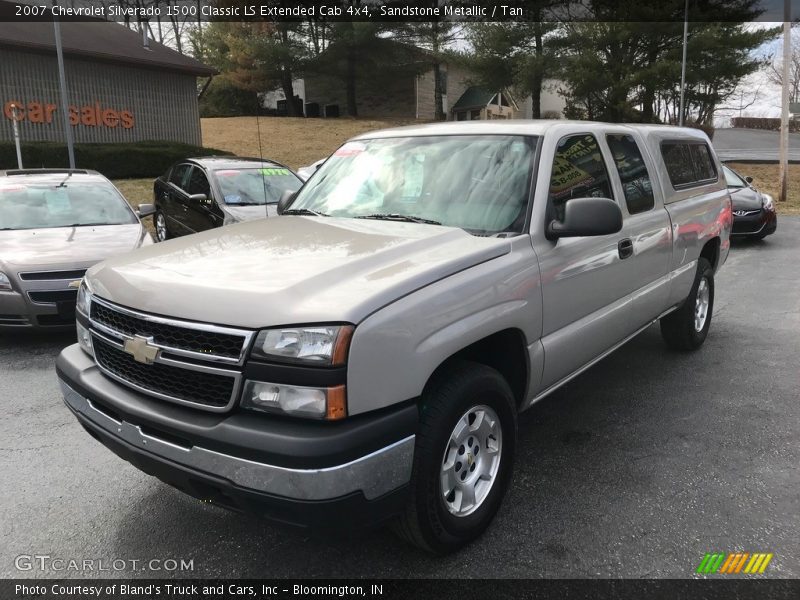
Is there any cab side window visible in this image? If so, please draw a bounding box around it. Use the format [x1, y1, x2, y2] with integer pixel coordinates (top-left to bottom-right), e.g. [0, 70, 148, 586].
[185, 167, 211, 199]
[169, 164, 191, 189]
[661, 141, 717, 189]
[606, 134, 655, 214]
[548, 134, 613, 222]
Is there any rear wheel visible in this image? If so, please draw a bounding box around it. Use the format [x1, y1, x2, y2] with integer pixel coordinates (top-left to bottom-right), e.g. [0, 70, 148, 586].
[154, 211, 170, 242]
[660, 257, 714, 351]
[392, 361, 517, 554]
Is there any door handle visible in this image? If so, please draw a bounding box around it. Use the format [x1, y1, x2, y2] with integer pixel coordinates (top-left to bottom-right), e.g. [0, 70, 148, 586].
[618, 238, 633, 259]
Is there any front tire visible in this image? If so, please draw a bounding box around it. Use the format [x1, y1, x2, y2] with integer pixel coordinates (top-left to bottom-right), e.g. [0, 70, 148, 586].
[392, 361, 517, 554]
[660, 257, 714, 351]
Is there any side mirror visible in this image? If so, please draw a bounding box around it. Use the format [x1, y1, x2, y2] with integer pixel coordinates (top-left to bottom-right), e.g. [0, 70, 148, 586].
[546, 197, 622, 240]
[136, 203, 156, 218]
[744, 176, 753, 184]
[189, 193, 208, 203]
[277, 189, 296, 215]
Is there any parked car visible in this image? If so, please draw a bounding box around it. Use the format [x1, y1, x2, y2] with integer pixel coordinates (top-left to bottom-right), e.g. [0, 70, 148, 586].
[722, 165, 777, 240]
[58, 122, 731, 553]
[296, 158, 325, 181]
[152, 157, 303, 241]
[0, 168, 153, 329]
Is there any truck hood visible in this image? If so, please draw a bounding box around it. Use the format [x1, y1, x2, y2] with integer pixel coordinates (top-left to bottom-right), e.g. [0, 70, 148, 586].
[0, 224, 147, 272]
[86, 216, 511, 328]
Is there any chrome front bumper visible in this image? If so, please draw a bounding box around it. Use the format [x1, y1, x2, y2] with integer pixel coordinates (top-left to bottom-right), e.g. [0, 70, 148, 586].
[60, 378, 415, 502]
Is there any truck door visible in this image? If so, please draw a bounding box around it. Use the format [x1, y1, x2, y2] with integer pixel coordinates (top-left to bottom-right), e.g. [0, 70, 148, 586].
[604, 132, 673, 323]
[533, 132, 648, 391]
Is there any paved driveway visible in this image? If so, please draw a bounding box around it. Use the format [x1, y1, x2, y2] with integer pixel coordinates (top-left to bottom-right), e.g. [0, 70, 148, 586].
[1, 219, 798, 579]
[714, 128, 800, 162]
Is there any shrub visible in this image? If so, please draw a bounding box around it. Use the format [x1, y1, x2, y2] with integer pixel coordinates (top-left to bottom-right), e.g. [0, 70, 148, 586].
[0, 141, 232, 179]
[731, 117, 800, 133]
[684, 121, 716, 141]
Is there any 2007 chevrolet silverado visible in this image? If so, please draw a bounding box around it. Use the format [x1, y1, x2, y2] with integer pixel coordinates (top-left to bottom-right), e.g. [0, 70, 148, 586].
[57, 121, 731, 553]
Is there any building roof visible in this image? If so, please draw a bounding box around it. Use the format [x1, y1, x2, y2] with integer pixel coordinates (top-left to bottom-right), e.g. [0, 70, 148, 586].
[0, 5, 214, 76]
[451, 87, 497, 111]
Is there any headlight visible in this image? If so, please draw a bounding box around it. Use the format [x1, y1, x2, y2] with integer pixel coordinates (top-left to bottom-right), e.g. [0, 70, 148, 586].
[76, 280, 92, 316]
[251, 325, 353, 366]
[0, 272, 11, 291]
[76, 321, 94, 357]
[241, 381, 346, 420]
[762, 194, 774, 211]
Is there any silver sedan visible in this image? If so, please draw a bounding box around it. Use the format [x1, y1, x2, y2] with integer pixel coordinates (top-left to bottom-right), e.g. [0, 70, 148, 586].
[0, 169, 154, 329]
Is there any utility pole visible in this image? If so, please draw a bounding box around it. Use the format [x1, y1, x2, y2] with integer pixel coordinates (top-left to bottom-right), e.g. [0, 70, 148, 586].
[779, 0, 791, 203]
[679, 0, 689, 126]
[52, 1, 76, 169]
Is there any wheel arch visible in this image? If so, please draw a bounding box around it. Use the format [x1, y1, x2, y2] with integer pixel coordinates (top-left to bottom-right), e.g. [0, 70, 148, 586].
[423, 328, 529, 409]
[700, 237, 721, 272]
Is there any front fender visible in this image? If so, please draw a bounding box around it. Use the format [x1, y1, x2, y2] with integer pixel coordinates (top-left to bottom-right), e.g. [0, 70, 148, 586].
[346, 238, 542, 416]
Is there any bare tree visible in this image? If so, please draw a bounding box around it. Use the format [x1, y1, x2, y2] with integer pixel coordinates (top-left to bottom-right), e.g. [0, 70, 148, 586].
[766, 28, 800, 104]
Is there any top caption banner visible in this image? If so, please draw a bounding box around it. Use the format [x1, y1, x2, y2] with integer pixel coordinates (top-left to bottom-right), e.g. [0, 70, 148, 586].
[1, 0, 795, 23]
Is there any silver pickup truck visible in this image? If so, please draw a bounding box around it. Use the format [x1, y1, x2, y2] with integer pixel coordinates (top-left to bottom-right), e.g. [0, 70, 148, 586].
[56, 121, 731, 553]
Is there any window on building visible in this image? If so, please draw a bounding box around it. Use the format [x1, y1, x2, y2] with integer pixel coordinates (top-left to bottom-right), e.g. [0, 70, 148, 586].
[606, 134, 655, 214]
[548, 134, 614, 222]
[470, 109, 481, 120]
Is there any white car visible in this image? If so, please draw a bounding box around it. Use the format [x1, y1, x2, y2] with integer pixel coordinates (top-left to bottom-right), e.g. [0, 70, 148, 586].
[296, 158, 325, 181]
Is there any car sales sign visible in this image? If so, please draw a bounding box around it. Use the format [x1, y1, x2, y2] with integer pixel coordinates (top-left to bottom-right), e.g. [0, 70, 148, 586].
[3, 100, 134, 129]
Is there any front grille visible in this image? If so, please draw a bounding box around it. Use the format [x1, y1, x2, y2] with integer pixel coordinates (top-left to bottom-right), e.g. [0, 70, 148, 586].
[19, 269, 86, 281]
[28, 290, 78, 304]
[93, 336, 236, 408]
[91, 301, 245, 360]
[732, 211, 765, 234]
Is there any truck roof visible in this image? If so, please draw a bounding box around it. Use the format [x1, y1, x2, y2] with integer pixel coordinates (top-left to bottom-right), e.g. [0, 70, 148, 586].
[353, 120, 711, 142]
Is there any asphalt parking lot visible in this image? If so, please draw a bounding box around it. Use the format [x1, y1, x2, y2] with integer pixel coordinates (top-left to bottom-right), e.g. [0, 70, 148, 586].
[1, 219, 798, 580]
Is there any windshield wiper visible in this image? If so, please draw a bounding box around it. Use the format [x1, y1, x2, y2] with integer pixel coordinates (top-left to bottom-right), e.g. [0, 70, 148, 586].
[282, 208, 329, 217]
[355, 213, 442, 225]
[64, 222, 114, 227]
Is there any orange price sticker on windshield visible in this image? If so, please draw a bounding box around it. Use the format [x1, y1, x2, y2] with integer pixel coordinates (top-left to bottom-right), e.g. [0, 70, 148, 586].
[334, 142, 366, 157]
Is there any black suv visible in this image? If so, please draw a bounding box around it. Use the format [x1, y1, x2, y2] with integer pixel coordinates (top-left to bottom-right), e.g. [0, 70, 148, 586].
[153, 157, 302, 241]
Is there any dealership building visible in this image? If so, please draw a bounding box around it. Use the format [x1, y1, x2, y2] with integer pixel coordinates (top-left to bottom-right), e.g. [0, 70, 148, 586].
[0, 13, 213, 146]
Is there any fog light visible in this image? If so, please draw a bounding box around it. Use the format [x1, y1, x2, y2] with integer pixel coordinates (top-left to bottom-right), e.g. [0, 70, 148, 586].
[76, 321, 93, 357]
[242, 380, 346, 420]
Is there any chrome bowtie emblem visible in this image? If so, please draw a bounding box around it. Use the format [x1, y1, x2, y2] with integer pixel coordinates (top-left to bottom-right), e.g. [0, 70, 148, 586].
[123, 335, 159, 365]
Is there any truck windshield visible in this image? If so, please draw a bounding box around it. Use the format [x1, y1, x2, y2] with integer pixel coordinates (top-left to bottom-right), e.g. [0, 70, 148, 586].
[0, 180, 137, 230]
[290, 135, 538, 235]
